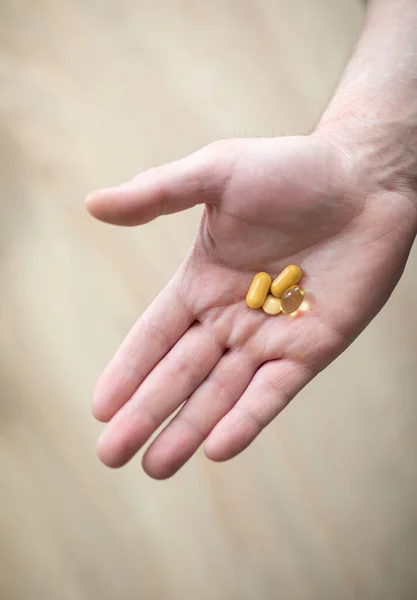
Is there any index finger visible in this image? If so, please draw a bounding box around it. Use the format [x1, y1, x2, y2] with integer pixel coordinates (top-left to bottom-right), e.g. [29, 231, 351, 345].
[92, 278, 193, 422]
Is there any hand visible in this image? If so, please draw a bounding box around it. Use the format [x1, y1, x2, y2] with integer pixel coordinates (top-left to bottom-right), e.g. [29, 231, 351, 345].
[86, 134, 416, 478]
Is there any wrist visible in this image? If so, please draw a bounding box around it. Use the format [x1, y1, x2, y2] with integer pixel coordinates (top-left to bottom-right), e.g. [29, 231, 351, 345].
[314, 110, 417, 213]
[313, 0, 417, 213]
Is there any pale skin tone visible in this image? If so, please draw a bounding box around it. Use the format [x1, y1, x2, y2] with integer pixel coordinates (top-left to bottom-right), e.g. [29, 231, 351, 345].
[86, 0, 417, 479]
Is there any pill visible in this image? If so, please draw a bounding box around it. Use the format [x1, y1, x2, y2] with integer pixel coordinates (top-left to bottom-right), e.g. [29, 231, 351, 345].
[271, 265, 302, 298]
[281, 285, 305, 314]
[246, 272, 272, 309]
[262, 295, 282, 315]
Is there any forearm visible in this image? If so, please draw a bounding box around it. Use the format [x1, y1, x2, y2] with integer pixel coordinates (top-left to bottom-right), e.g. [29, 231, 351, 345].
[316, 0, 417, 202]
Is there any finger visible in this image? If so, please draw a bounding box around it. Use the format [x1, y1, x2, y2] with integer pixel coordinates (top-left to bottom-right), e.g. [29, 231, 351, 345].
[141, 350, 256, 479]
[92, 279, 193, 422]
[204, 359, 311, 462]
[85, 141, 237, 226]
[96, 324, 225, 468]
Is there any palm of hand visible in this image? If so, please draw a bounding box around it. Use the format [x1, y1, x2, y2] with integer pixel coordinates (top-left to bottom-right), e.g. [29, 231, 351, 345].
[87, 135, 415, 478]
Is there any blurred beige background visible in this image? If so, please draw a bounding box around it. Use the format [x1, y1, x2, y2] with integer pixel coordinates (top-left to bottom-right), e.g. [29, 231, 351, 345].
[1, 1, 417, 599]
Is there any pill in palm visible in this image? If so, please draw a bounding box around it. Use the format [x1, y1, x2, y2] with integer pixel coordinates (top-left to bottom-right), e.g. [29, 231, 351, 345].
[246, 272, 272, 309]
[281, 285, 305, 313]
[262, 294, 282, 315]
[271, 265, 302, 298]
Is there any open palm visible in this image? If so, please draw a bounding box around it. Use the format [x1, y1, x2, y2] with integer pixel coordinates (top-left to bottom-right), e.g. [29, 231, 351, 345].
[87, 135, 416, 478]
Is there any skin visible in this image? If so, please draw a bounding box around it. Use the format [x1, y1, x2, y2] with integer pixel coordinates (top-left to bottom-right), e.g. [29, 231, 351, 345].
[86, 0, 417, 479]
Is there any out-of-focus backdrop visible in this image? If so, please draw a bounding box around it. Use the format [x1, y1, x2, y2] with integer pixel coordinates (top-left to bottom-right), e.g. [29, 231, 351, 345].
[1, 1, 417, 599]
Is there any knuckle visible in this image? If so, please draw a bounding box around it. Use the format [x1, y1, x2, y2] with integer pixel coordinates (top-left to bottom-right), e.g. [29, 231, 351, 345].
[204, 138, 241, 158]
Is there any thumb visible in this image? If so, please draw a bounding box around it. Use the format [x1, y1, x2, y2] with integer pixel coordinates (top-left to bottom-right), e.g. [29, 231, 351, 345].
[85, 140, 237, 226]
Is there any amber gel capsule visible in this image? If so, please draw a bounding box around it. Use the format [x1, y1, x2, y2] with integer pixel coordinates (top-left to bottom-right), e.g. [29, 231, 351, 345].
[271, 265, 302, 298]
[262, 295, 282, 315]
[281, 285, 305, 314]
[246, 272, 272, 309]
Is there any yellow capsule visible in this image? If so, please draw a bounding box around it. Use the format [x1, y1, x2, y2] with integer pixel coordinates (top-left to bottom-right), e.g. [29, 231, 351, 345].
[281, 285, 305, 314]
[271, 265, 302, 298]
[246, 272, 272, 309]
[262, 295, 282, 315]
